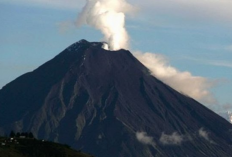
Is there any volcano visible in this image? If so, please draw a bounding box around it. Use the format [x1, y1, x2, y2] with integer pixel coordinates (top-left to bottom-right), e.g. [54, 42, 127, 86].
[1, 40, 232, 157]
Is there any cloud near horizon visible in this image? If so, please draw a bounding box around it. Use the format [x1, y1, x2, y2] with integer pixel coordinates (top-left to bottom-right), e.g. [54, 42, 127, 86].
[198, 128, 215, 144]
[136, 132, 156, 146]
[159, 132, 185, 145]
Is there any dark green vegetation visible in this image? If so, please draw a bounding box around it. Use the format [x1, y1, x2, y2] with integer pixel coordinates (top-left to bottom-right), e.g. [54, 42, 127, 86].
[0, 136, 93, 157]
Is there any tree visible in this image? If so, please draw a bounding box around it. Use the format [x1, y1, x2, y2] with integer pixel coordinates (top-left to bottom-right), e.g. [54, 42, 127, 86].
[21, 132, 26, 136]
[28, 132, 34, 139]
[16, 132, 20, 137]
[9, 131, 15, 137]
[25, 132, 29, 138]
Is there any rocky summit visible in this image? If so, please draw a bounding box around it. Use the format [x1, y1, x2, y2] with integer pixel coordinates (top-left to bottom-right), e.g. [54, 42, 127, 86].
[1, 40, 232, 157]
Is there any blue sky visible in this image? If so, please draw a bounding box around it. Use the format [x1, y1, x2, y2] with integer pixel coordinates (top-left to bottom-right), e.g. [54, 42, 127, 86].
[0, 0, 231, 113]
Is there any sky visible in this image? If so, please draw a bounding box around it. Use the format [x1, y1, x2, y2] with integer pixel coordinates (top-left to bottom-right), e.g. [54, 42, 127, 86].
[0, 0, 232, 114]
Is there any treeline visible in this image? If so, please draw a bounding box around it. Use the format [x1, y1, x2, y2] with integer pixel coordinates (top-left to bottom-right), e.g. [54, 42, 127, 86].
[9, 131, 34, 138]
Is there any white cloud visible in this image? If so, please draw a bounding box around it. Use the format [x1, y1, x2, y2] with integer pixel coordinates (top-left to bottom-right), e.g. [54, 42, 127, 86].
[129, 0, 232, 25]
[209, 61, 232, 69]
[2, 0, 85, 10]
[198, 128, 215, 144]
[159, 132, 185, 145]
[136, 132, 156, 146]
[222, 103, 232, 111]
[225, 45, 232, 52]
[184, 57, 232, 69]
[57, 21, 76, 33]
[5, 0, 232, 25]
[134, 52, 216, 104]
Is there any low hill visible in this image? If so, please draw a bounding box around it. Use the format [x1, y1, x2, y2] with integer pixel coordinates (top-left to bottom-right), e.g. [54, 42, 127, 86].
[0, 137, 93, 157]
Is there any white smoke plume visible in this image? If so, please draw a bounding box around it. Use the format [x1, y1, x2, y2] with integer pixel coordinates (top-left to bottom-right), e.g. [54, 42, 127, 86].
[77, 0, 135, 50]
[198, 128, 215, 144]
[77, 0, 215, 105]
[136, 132, 156, 146]
[134, 52, 216, 104]
[159, 132, 184, 145]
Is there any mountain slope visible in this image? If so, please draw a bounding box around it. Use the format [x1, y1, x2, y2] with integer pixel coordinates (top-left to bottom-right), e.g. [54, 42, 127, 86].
[0, 40, 232, 157]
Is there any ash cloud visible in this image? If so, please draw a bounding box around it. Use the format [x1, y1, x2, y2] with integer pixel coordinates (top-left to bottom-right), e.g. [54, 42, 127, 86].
[136, 132, 156, 146]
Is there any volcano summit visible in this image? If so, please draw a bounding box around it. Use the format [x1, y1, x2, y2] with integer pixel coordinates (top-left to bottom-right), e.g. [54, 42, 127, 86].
[0, 40, 232, 157]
